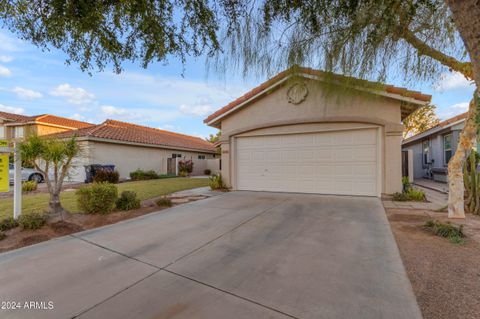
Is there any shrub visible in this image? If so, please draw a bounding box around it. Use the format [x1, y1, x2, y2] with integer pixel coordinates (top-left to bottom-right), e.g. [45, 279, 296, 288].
[0, 232, 6, 241]
[22, 180, 38, 192]
[204, 169, 211, 175]
[156, 197, 173, 207]
[76, 182, 118, 214]
[130, 169, 159, 180]
[424, 219, 465, 244]
[116, 191, 141, 211]
[93, 169, 120, 184]
[392, 188, 425, 202]
[178, 160, 193, 175]
[0, 217, 19, 231]
[178, 170, 189, 177]
[209, 174, 227, 191]
[18, 213, 46, 230]
[402, 176, 411, 192]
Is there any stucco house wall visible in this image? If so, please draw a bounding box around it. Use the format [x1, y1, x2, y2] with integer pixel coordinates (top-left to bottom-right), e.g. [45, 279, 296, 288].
[216, 79, 407, 195]
[402, 122, 465, 180]
[67, 140, 215, 182]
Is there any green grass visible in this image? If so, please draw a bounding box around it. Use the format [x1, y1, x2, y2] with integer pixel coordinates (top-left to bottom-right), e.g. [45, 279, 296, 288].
[0, 178, 209, 220]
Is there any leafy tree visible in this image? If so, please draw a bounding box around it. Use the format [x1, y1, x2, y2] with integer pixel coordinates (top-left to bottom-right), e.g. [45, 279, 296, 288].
[19, 136, 80, 217]
[0, 0, 219, 73]
[3, 0, 480, 218]
[206, 131, 221, 144]
[403, 105, 440, 138]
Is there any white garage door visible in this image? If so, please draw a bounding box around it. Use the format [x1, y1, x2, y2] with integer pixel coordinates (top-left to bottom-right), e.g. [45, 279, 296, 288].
[236, 128, 379, 196]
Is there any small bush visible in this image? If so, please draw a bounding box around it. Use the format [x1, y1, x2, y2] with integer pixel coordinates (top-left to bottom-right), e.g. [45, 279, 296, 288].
[0, 217, 19, 231]
[392, 188, 426, 202]
[18, 213, 46, 230]
[209, 174, 227, 191]
[204, 169, 211, 175]
[116, 191, 141, 211]
[76, 182, 118, 214]
[0, 232, 6, 241]
[156, 197, 173, 207]
[402, 176, 411, 192]
[130, 169, 159, 180]
[178, 160, 193, 175]
[22, 180, 38, 192]
[93, 169, 120, 184]
[424, 219, 465, 244]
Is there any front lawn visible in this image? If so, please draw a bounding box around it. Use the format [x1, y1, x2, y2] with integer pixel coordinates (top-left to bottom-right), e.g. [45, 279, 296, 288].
[0, 178, 209, 220]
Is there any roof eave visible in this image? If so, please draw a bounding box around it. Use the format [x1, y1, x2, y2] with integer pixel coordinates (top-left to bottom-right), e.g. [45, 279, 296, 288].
[205, 72, 430, 126]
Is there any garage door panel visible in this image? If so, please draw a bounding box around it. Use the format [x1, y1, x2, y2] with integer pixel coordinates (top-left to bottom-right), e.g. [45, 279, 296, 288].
[236, 128, 379, 196]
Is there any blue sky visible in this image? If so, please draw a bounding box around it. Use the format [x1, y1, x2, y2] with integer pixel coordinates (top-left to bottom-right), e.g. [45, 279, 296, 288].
[0, 29, 475, 139]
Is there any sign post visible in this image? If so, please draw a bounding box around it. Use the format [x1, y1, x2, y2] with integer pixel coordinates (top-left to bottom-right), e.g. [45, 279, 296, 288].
[0, 140, 21, 219]
[13, 142, 22, 219]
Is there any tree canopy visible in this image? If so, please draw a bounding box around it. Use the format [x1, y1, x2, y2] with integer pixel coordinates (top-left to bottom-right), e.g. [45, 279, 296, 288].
[403, 104, 440, 138]
[0, 0, 220, 73]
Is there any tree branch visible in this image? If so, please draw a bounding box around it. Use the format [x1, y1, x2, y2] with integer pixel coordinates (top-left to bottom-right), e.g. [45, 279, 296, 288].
[401, 28, 473, 80]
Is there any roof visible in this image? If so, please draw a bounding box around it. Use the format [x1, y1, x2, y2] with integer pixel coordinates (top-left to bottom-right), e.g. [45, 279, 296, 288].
[0, 111, 31, 122]
[204, 66, 432, 127]
[6, 114, 92, 129]
[402, 112, 467, 145]
[50, 119, 216, 153]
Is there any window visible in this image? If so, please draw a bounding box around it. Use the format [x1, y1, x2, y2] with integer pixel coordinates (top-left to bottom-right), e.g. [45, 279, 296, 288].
[444, 134, 452, 165]
[12, 126, 24, 139]
[198, 155, 206, 160]
[422, 140, 430, 165]
[0, 126, 4, 139]
[172, 153, 182, 158]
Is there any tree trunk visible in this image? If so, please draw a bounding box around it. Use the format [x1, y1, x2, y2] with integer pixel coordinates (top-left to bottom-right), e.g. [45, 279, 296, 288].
[448, 98, 477, 218]
[49, 192, 65, 219]
[446, 0, 480, 218]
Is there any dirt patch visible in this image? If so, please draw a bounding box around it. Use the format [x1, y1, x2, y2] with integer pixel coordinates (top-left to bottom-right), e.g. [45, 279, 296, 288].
[0, 195, 207, 253]
[386, 208, 480, 319]
[50, 221, 84, 236]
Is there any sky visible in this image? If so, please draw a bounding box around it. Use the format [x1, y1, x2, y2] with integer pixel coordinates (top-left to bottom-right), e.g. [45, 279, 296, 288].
[0, 29, 475, 139]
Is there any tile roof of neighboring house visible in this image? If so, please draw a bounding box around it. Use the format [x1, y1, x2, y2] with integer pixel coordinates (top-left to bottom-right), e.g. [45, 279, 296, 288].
[8, 114, 93, 129]
[0, 111, 31, 122]
[204, 66, 432, 126]
[402, 111, 468, 145]
[51, 119, 216, 153]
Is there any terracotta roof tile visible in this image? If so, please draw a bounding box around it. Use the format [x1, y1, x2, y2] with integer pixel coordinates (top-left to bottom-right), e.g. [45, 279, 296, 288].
[0, 111, 30, 122]
[204, 66, 432, 125]
[11, 114, 93, 129]
[50, 119, 216, 153]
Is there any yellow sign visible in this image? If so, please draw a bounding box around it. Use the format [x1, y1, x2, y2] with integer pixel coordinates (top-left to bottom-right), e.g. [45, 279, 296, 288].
[0, 154, 8, 192]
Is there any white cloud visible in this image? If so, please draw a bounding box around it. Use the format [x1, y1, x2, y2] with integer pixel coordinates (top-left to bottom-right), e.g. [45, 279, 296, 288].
[0, 55, 13, 63]
[0, 104, 25, 114]
[71, 113, 86, 121]
[13, 86, 43, 100]
[0, 32, 23, 52]
[437, 101, 470, 120]
[179, 103, 214, 117]
[50, 83, 95, 105]
[434, 72, 473, 91]
[0, 65, 11, 77]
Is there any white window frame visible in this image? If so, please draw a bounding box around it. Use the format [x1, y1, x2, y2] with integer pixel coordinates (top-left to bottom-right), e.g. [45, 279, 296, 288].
[443, 134, 452, 165]
[198, 155, 206, 160]
[0, 126, 4, 139]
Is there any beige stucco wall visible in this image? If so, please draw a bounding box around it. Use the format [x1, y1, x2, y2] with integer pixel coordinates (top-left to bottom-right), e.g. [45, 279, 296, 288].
[68, 140, 215, 182]
[218, 79, 405, 195]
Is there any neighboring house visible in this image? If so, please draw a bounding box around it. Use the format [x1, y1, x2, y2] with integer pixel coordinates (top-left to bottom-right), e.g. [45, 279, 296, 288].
[52, 119, 216, 182]
[402, 112, 470, 182]
[204, 67, 431, 197]
[0, 111, 92, 140]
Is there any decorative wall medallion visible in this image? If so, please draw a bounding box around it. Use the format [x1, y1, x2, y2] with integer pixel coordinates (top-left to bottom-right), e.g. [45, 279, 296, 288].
[286, 82, 308, 105]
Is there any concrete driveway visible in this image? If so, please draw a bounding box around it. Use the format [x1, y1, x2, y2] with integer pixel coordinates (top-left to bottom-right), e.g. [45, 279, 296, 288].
[0, 192, 421, 319]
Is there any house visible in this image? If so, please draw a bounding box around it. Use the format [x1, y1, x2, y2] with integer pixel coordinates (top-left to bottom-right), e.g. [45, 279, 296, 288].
[204, 67, 431, 197]
[0, 111, 92, 140]
[52, 119, 217, 182]
[402, 112, 470, 182]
